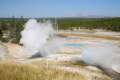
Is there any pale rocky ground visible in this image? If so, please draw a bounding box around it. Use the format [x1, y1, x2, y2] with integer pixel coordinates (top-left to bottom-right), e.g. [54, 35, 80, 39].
[0, 30, 120, 80]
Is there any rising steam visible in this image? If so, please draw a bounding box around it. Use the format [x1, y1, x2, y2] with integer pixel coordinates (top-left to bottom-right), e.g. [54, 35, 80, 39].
[81, 43, 120, 74]
[20, 19, 62, 57]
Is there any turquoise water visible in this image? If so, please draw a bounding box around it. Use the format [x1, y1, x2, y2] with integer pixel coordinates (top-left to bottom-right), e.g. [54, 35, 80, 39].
[64, 37, 83, 48]
[65, 37, 80, 40]
[64, 37, 85, 48]
[64, 43, 83, 48]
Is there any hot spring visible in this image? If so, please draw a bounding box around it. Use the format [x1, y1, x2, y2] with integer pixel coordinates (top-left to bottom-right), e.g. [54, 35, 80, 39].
[62, 35, 120, 79]
[0, 18, 119, 80]
[19, 19, 120, 79]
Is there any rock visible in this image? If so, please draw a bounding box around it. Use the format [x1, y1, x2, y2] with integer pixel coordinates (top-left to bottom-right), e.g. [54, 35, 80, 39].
[5, 43, 31, 59]
[0, 42, 8, 60]
[85, 66, 103, 72]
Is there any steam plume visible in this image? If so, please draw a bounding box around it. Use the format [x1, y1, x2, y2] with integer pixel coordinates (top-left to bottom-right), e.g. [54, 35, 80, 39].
[20, 19, 62, 57]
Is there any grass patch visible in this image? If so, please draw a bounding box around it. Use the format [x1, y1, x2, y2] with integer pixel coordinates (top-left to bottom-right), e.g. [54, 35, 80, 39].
[59, 60, 87, 68]
[0, 61, 85, 80]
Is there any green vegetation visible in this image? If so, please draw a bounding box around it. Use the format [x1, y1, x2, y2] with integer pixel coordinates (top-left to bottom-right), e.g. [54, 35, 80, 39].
[0, 17, 120, 43]
[0, 17, 25, 43]
[57, 18, 120, 31]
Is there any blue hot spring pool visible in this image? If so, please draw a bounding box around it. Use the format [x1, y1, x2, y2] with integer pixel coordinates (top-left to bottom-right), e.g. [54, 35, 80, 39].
[64, 36, 84, 48]
[63, 37, 85, 48]
[64, 43, 84, 48]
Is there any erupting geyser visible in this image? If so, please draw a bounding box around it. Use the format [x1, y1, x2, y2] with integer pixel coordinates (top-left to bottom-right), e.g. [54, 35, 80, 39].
[81, 43, 120, 79]
[20, 19, 62, 57]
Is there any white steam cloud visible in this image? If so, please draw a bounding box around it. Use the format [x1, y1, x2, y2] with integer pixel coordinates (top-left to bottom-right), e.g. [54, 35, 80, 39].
[81, 43, 120, 74]
[20, 19, 62, 57]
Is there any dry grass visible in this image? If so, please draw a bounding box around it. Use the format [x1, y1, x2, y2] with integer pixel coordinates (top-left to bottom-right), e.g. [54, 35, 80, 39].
[0, 61, 85, 80]
[59, 60, 87, 67]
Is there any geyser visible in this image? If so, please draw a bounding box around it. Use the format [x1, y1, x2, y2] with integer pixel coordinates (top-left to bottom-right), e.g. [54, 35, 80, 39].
[81, 43, 120, 79]
[20, 19, 62, 57]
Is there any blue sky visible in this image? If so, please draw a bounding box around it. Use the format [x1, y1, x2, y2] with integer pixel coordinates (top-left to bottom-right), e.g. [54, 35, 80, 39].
[0, 0, 120, 18]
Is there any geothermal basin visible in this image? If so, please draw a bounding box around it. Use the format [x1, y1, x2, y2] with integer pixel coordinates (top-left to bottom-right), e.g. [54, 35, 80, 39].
[0, 19, 120, 80]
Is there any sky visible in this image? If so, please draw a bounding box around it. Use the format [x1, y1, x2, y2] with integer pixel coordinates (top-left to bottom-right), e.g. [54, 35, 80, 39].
[0, 0, 120, 18]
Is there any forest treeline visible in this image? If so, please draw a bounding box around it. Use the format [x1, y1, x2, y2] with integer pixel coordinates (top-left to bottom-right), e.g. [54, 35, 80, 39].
[57, 18, 120, 31]
[0, 17, 120, 43]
